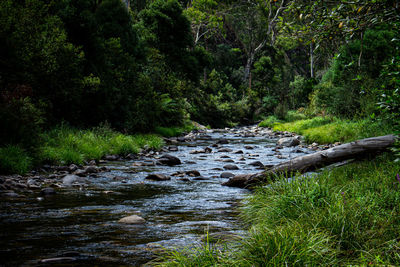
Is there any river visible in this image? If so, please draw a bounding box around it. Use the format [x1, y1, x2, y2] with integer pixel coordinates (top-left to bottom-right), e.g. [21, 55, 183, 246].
[0, 126, 311, 266]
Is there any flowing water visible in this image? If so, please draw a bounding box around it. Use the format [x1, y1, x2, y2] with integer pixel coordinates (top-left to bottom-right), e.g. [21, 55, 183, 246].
[0, 126, 311, 266]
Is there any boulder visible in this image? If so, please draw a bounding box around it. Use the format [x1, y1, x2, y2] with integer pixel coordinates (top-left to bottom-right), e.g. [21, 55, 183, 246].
[234, 150, 244, 154]
[220, 172, 235, 178]
[223, 164, 239, 170]
[62, 175, 81, 186]
[222, 174, 251, 188]
[276, 136, 300, 147]
[217, 139, 229, 144]
[145, 174, 171, 181]
[158, 154, 181, 166]
[104, 154, 120, 161]
[118, 215, 146, 224]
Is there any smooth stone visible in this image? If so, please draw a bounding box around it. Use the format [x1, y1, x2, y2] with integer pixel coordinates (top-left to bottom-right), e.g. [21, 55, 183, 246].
[220, 155, 230, 158]
[84, 166, 98, 174]
[223, 164, 239, 170]
[220, 172, 235, 178]
[145, 174, 171, 181]
[104, 154, 120, 161]
[62, 175, 81, 185]
[234, 150, 244, 154]
[222, 174, 252, 188]
[186, 170, 201, 177]
[249, 161, 264, 168]
[217, 139, 229, 144]
[158, 154, 181, 166]
[41, 187, 56, 196]
[277, 136, 300, 147]
[193, 177, 209, 181]
[244, 145, 254, 149]
[217, 148, 233, 153]
[222, 159, 234, 163]
[118, 215, 146, 224]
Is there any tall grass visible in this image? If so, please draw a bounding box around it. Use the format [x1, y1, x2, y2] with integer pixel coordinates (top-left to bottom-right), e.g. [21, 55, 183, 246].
[0, 145, 32, 174]
[39, 125, 163, 165]
[260, 113, 394, 144]
[158, 154, 400, 266]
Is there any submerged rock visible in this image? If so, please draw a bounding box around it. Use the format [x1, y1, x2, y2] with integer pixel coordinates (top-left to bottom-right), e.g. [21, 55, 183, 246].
[41, 187, 56, 196]
[145, 174, 171, 181]
[118, 215, 146, 224]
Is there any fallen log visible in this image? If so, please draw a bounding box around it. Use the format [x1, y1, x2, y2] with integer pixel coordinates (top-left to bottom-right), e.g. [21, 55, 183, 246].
[223, 134, 397, 188]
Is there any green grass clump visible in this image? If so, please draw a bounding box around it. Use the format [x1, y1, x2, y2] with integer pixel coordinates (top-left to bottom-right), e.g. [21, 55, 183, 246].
[258, 115, 282, 128]
[0, 145, 32, 174]
[39, 125, 163, 165]
[158, 154, 400, 266]
[271, 116, 393, 144]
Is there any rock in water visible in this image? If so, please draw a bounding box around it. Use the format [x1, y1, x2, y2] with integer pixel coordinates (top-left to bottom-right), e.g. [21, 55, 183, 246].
[158, 154, 181, 166]
[41, 187, 56, 196]
[276, 136, 300, 147]
[145, 174, 171, 181]
[220, 172, 235, 178]
[118, 215, 146, 224]
[62, 175, 80, 185]
[223, 164, 239, 170]
[185, 170, 201, 177]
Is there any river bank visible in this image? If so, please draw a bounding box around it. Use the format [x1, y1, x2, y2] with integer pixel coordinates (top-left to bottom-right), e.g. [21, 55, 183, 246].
[155, 118, 400, 266]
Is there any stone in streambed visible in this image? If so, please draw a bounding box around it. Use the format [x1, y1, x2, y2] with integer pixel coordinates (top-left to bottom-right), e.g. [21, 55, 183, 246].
[186, 170, 201, 177]
[220, 172, 235, 178]
[118, 215, 146, 224]
[145, 174, 171, 181]
[218, 148, 233, 153]
[223, 164, 239, 170]
[222, 174, 251, 188]
[277, 136, 300, 147]
[158, 154, 181, 166]
[41, 187, 56, 196]
[249, 161, 264, 168]
[62, 174, 81, 185]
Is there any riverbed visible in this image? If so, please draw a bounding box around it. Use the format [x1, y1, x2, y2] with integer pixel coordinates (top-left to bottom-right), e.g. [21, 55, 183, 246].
[0, 126, 312, 266]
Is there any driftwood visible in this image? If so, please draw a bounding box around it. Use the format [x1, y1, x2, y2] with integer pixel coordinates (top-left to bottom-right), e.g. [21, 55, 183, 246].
[223, 134, 397, 188]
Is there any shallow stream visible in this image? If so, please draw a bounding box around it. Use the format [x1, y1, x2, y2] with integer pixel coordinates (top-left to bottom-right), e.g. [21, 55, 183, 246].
[0, 126, 311, 266]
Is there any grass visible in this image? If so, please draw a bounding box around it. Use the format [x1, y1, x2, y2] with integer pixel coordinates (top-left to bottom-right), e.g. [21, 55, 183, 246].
[0, 145, 32, 174]
[158, 154, 400, 266]
[39, 125, 163, 165]
[259, 113, 394, 144]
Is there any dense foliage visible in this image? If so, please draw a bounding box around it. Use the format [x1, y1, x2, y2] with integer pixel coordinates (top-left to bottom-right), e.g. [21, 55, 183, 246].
[0, 0, 399, 171]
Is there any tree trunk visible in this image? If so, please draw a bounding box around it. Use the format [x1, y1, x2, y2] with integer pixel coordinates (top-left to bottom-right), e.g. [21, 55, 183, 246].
[223, 134, 397, 188]
[310, 42, 314, 78]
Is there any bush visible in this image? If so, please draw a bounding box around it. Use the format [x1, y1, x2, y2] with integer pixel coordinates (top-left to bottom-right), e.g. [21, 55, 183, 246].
[0, 146, 32, 174]
[0, 96, 44, 150]
[274, 102, 288, 120]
